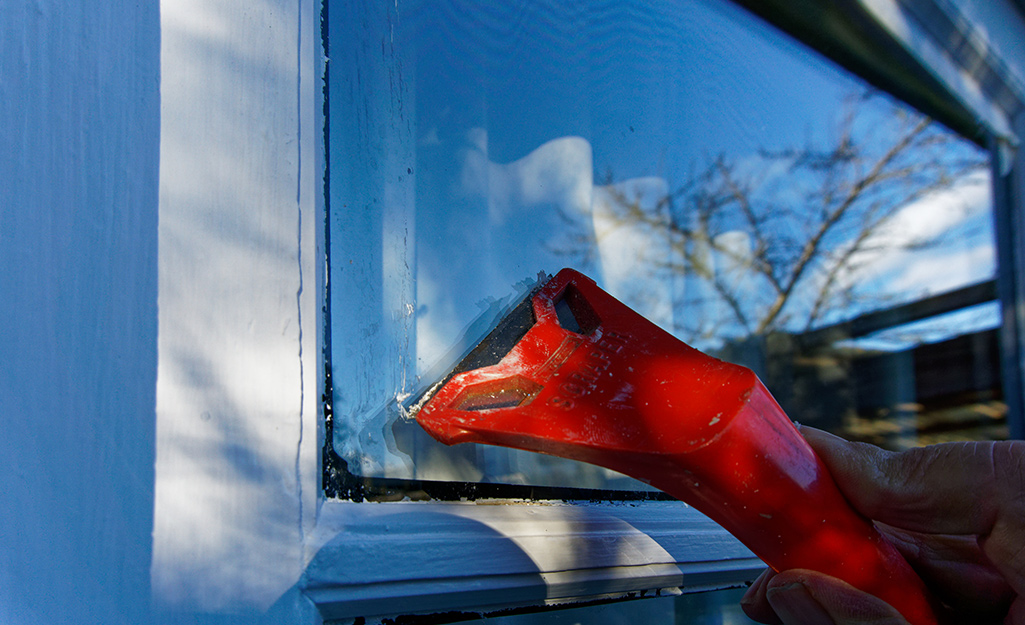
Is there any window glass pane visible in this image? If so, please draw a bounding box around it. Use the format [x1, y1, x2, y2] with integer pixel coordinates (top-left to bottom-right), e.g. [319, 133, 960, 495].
[327, 0, 999, 486]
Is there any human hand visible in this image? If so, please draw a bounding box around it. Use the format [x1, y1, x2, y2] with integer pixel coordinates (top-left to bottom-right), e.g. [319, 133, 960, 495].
[740, 426, 1025, 624]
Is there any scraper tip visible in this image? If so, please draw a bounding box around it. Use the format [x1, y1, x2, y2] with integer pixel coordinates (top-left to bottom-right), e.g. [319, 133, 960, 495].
[400, 271, 551, 420]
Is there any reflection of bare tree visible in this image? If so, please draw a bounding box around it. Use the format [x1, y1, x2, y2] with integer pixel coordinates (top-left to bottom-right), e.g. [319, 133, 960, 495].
[571, 92, 987, 344]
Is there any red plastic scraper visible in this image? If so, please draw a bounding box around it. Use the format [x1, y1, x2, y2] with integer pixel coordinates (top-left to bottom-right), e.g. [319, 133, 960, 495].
[410, 268, 938, 625]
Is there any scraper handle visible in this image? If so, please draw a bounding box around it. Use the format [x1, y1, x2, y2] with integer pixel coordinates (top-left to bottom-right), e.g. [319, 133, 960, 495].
[415, 268, 939, 625]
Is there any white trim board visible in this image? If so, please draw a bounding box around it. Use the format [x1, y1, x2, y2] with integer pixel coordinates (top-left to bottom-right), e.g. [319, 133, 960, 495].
[305, 500, 763, 622]
[153, 0, 320, 613]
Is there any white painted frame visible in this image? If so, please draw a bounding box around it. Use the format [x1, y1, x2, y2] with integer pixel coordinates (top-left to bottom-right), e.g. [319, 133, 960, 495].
[153, 0, 322, 614]
[306, 501, 762, 622]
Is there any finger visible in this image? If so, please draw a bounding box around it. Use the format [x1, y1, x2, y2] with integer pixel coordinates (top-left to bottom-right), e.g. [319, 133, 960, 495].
[741, 568, 783, 624]
[878, 524, 1013, 618]
[766, 569, 907, 625]
[801, 428, 1025, 599]
[801, 428, 999, 534]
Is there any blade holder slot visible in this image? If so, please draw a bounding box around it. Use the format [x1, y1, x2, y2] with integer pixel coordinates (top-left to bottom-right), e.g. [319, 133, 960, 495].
[553, 284, 600, 335]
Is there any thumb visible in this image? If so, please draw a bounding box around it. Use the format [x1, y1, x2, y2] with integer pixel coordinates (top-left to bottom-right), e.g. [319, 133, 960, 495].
[797, 426, 1008, 535]
[767, 569, 908, 625]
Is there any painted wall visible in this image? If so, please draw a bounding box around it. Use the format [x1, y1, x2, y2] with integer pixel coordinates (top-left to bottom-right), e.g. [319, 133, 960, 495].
[0, 1, 159, 623]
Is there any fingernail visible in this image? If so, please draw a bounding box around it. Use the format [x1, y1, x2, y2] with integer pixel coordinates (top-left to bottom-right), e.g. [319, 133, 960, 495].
[767, 581, 835, 625]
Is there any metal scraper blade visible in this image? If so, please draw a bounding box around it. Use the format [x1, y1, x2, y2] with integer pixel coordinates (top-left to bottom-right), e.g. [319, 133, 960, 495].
[400, 271, 551, 419]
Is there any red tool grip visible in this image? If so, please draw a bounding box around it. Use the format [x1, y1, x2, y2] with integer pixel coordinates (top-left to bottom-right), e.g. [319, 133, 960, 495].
[415, 268, 938, 625]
